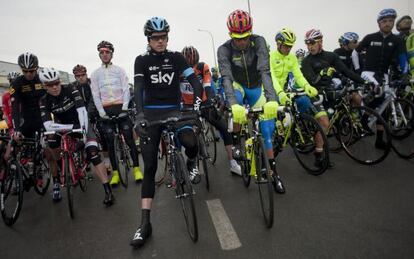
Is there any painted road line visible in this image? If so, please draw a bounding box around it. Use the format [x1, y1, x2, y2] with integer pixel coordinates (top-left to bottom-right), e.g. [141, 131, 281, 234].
[206, 199, 242, 250]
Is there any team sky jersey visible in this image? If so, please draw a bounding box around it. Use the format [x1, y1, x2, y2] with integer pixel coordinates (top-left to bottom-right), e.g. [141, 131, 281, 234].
[40, 85, 84, 125]
[180, 62, 211, 105]
[134, 50, 203, 112]
[269, 49, 311, 94]
[90, 64, 130, 115]
[301, 50, 365, 89]
[10, 74, 45, 131]
[356, 31, 407, 74]
[217, 34, 276, 106]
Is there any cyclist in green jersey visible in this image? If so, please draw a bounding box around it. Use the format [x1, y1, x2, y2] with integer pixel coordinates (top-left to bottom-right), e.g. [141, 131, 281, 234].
[269, 28, 328, 166]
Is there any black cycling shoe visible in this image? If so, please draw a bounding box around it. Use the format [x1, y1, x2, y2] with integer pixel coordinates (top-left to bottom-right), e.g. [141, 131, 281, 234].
[130, 223, 152, 248]
[103, 192, 115, 207]
[272, 175, 286, 194]
[314, 152, 334, 168]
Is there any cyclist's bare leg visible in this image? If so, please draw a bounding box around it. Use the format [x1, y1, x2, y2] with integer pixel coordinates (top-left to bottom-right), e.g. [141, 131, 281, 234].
[351, 92, 362, 106]
[44, 147, 59, 178]
[142, 198, 152, 210]
[316, 115, 329, 150]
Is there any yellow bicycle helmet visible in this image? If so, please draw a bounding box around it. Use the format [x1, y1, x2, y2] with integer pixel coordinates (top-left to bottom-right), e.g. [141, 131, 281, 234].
[275, 28, 296, 46]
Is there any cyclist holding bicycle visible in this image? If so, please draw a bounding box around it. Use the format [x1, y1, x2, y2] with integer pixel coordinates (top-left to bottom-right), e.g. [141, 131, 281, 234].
[180, 46, 241, 175]
[355, 9, 409, 148]
[269, 28, 330, 167]
[39, 67, 115, 206]
[71, 64, 110, 176]
[90, 41, 143, 185]
[10, 52, 58, 201]
[130, 17, 203, 248]
[217, 9, 285, 193]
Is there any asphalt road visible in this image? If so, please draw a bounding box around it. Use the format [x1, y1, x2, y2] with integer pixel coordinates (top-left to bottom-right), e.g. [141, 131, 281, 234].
[1, 146, 413, 259]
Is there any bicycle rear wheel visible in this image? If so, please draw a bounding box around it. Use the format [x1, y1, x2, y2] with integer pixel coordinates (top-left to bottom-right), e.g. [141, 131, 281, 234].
[386, 98, 414, 158]
[64, 154, 75, 219]
[255, 137, 274, 228]
[341, 106, 391, 165]
[291, 113, 329, 175]
[205, 125, 217, 165]
[0, 160, 23, 226]
[115, 136, 129, 188]
[33, 154, 51, 195]
[175, 153, 198, 242]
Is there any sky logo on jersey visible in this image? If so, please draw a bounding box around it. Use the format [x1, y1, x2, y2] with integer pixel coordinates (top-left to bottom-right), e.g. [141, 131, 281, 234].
[150, 72, 175, 85]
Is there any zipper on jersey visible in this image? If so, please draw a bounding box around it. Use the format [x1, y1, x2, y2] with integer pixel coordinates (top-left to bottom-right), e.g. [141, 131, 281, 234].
[241, 51, 250, 87]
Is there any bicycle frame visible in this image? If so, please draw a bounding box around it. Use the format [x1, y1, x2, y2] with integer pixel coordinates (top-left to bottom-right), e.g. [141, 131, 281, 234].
[45, 129, 85, 186]
[375, 87, 408, 128]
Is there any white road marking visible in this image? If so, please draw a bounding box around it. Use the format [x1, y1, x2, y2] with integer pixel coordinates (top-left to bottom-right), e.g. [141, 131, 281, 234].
[206, 199, 242, 250]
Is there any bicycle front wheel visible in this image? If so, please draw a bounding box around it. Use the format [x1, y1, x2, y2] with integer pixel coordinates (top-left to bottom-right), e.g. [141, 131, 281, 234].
[291, 113, 329, 175]
[255, 137, 274, 228]
[64, 154, 75, 219]
[33, 154, 51, 196]
[341, 106, 391, 165]
[0, 160, 23, 226]
[155, 140, 168, 186]
[115, 136, 129, 188]
[386, 98, 414, 158]
[175, 153, 198, 242]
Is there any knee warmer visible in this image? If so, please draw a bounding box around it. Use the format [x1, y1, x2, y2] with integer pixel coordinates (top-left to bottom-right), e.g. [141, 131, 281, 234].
[85, 145, 102, 166]
[259, 119, 275, 150]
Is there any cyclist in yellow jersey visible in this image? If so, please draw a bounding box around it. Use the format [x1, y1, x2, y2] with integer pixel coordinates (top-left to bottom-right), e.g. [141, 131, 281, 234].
[269, 28, 331, 167]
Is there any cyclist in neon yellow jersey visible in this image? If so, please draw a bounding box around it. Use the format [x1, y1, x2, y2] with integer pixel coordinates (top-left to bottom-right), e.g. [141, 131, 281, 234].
[396, 15, 414, 77]
[269, 28, 330, 167]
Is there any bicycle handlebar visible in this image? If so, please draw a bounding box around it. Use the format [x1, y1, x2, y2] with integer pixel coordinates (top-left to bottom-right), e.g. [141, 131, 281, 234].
[140, 113, 198, 128]
[44, 128, 84, 136]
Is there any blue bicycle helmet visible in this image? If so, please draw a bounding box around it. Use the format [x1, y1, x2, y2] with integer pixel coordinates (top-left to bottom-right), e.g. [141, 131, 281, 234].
[377, 8, 397, 22]
[339, 32, 359, 45]
[144, 17, 170, 36]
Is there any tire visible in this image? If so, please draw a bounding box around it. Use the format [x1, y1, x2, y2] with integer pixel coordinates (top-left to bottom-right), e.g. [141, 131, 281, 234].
[240, 136, 251, 188]
[255, 137, 274, 228]
[33, 154, 51, 196]
[115, 136, 128, 188]
[326, 112, 345, 152]
[77, 151, 87, 192]
[198, 135, 210, 190]
[64, 154, 75, 219]
[340, 106, 391, 165]
[155, 140, 168, 186]
[175, 153, 198, 242]
[205, 125, 217, 165]
[291, 113, 329, 175]
[386, 98, 414, 158]
[0, 160, 23, 226]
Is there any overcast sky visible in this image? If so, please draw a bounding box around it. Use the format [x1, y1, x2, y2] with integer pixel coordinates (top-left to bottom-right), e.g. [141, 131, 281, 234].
[0, 0, 412, 80]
